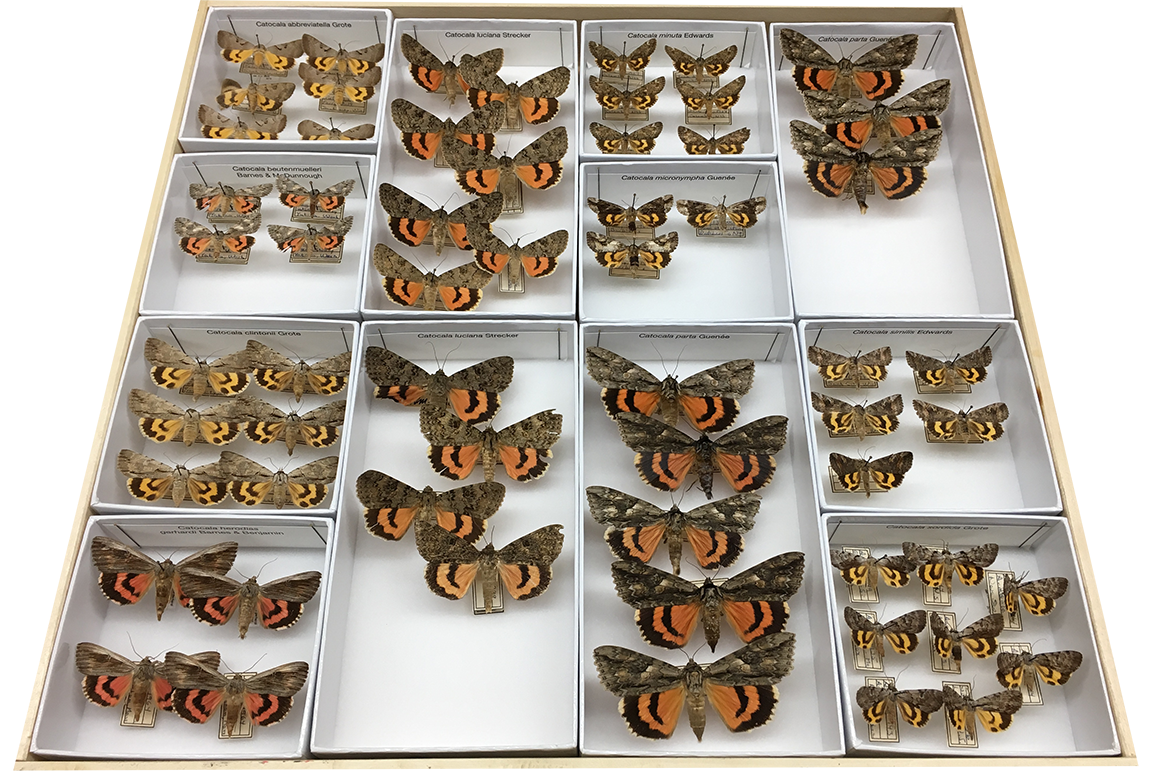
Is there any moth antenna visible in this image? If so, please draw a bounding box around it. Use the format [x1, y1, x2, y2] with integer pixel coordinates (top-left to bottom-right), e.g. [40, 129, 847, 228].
[225, 653, 268, 676]
[630, 192, 638, 209]
[192, 162, 209, 186]
[126, 634, 143, 659]
[227, 16, 237, 36]
[698, 44, 705, 58]
[689, 641, 708, 661]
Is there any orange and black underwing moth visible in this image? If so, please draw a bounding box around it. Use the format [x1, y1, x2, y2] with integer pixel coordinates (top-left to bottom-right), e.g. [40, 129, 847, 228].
[420, 407, 563, 482]
[905, 346, 993, 390]
[189, 181, 273, 217]
[441, 127, 567, 197]
[372, 245, 492, 312]
[217, 451, 339, 509]
[299, 62, 381, 106]
[675, 195, 766, 231]
[462, 64, 571, 126]
[302, 34, 385, 75]
[297, 119, 376, 140]
[677, 125, 751, 155]
[179, 568, 322, 638]
[364, 345, 513, 424]
[276, 176, 356, 216]
[586, 194, 674, 232]
[75, 643, 221, 722]
[676, 75, 745, 120]
[997, 649, 1083, 689]
[355, 469, 505, 543]
[585, 232, 679, 270]
[589, 122, 663, 155]
[173, 214, 259, 261]
[217, 30, 303, 71]
[779, 28, 917, 101]
[390, 98, 505, 161]
[216, 77, 295, 114]
[115, 450, 229, 507]
[198, 105, 287, 140]
[143, 338, 251, 401]
[468, 227, 567, 278]
[942, 686, 1022, 734]
[589, 75, 665, 120]
[267, 217, 354, 261]
[802, 78, 951, 149]
[378, 183, 503, 255]
[245, 341, 351, 402]
[399, 34, 504, 105]
[588, 37, 657, 78]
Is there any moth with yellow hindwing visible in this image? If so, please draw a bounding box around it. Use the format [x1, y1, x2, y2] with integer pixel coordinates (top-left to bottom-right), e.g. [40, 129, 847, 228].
[811, 392, 903, 439]
[297, 120, 376, 141]
[676, 75, 745, 120]
[586, 194, 674, 232]
[299, 62, 381, 106]
[127, 389, 249, 447]
[843, 606, 926, 659]
[930, 612, 1004, 669]
[143, 338, 251, 401]
[245, 341, 351, 402]
[829, 549, 913, 590]
[902, 542, 999, 588]
[856, 682, 943, 727]
[586, 232, 679, 270]
[997, 649, 1083, 689]
[942, 686, 1022, 734]
[664, 44, 739, 84]
[1001, 574, 1069, 618]
[216, 30, 303, 71]
[589, 122, 663, 155]
[905, 346, 993, 391]
[589, 76, 665, 120]
[588, 37, 657, 78]
[115, 450, 229, 507]
[218, 451, 339, 509]
[912, 399, 1009, 442]
[231, 397, 346, 456]
[828, 451, 913, 496]
[807, 344, 892, 388]
[676, 195, 766, 231]
[198, 105, 286, 140]
[677, 125, 751, 155]
[302, 34, 384, 75]
[216, 77, 295, 114]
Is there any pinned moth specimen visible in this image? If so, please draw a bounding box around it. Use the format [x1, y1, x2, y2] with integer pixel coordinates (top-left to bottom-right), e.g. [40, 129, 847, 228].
[589, 76, 665, 120]
[807, 344, 892, 388]
[468, 227, 567, 278]
[615, 412, 787, 499]
[297, 119, 376, 140]
[399, 33, 504, 105]
[588, 37, 657, 78]
[355, 469, 505, 543]
[1001, 574, 1069, 618]
[586, 232, 679, 271]
[843, 606, 926, 659]
[589, 121, 663, 155]
[116, 450, 229, 507]
[299, 62, 381, 106]
[89, 536, 238, 620]
[997, 649, 1083, 689]
[942, 686, 1022, 734]
[189, 181, 273, 217]
[378, 183, 503, 254]
[198, 105, 286, 140]
[586, 486, 760, 576]
[231, 396, 346, 455]
[75, 643, 221, 723]
[611, 551, 804, 651]
[594, 632, 795, 741]
[902, 542, 999, 589]
[245, 340, 351, 401]
[912, 399, 1010, 442]
[930, 612, 1004, 669]
[420, 407, 563, 482]
[267, 216, 354, 261]
[829, 548, 914, 591]
[441, 127, 567, 197]
[665, 44, 739, 84]
[180, 568, 322, 638]
[302, 33, 385, 75]
[905, 346, 993, 391]
[390, 98, 505, 161]
[372, 246, 492, 312]
[173, 214, 259, 261]
[802, 78, 951, 149]
[587, 194, 674, 233]
[779, 28, 918, 101]
[677, 75, 745, 120]
[216, 77, 295, 114]
[677, 126, 751, 155]
[127, 389, 249, 447]
[217, 451, 339, 509]
[462, 64, 571, 127]
[585, 346, 755, 433]
[790, 120, 942, 214]
[143, 337, 251, 400]
[676, 195, 766, 231]
[828, 452, 913, 496]
[810, 392, 903, 439]
[276, 176, 355, 216]
[364, 345, 513, 425]
[855, 682, 943, 728]
[217, 30, 303, 71]
[165, 652, 309, 737]
[414, 522, 564, 613]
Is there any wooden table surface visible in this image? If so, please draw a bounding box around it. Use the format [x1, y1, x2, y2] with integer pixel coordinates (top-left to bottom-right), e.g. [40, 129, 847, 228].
[13, 0, 1138, 769]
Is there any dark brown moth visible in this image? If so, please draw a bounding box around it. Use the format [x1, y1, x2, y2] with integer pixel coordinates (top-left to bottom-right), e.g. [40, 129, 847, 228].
[855, 682, 943, 727]
[372, 246, 492, 312]
[589, 122, 663, 155]
[930, 612, 1004, 669]
[586, 232, 679, 270]
[1001, 574, 1069, 618]
[997, 649, 1083, 689]
[179, 569, 322, 638]
[828, 548, 913, 590]
[828, 452, 913, 497]
[779, 29, 918, 100]
[364, 345, 513, 424]
[420, 407, 563, 483]
[912, 399, 1009, 442]
[586, 194, 674, 232]
[115, 450, 229, 507]
[127, 389, 250, 447]
[589, 76, 665, 119]
[144, 338, 251, 401]
[245, 341, 351, 402]
[676, 75, 745, 119]
[810, 392, 903, 439]
[843, 606, 926, 659]
[588, 37, 657, 77]
[664, 44, 739, 84]
[802, 78, 951, 149]
[942, 686, 1022, 734]
[905, 346, 993, 390]
[807, 344, 892, 388]
[355, 469, 505, 543]
[902, 542, 999, 588]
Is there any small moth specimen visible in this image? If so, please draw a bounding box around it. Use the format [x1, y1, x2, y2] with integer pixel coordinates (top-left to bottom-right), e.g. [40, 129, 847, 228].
[364, 346, 513, 424]
[677, 75, 745, 120]
[677, 126, 751, 155]
[829, 548, 913, 590]
[855, 682, 943, 727]
[373, 246, 492, 312]
[245, 340, 351, 402]
[468, 227, 567, 277]
[399, 34, 504, 105]
[355, 469, 505, 542]
[586, 232, 679, 270]
[232, 397, 345, 455]
[843, 606, 926, 659]
[1001, 574, 1069, 618]
[144, 338, 251, 401]
[115, 450, 229, 507]
[779, 29, 918, 100]
[586, 194, 674, 232]
[589, 122, 663, 155]
[276, 176, 355, 216]
[189, 181, 273, 217]
[180, 568, 322, 638]
[299, 62, 381, 106]
[462, 64, 571, 126]
[302, 34, 385, 75]
[378, 183, 502, 255]
[217, 30, 303, 71]
[930, 612, 1004, 668]
[810, 392, 902, 439]
[420, 407, 563, 482]
[807, 344, 892, 388]
[297, 119, 376, 140]
[997, 649, 1083, 689]
[902, 542, 999, 588]
[676, 195, 766, 231]
[942, 686, 1022, 734]
[128, 389, 248, 447]
[198, 105, 287, 140]
[173, 214, 259, 261]
[165, 652, 309, 736]
[665, 44, 739, 84]
[267, 217, 354, 260]
[905, 346, 993, 390]
[588, 37, 657, 77]
[218, 451, 339, 509]
[589, 76, 665, 120]
[912, 399, 1010, 442]
[216, 77, 295, 114]
[802, 78, 951, 149]
[75, 643, 221, 722]
[828, 451, 913, 497]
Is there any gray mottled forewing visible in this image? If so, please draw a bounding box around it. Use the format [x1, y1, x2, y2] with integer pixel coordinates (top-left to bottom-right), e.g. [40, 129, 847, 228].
[497, 524, 564, 568]
[498, 409, 563, 450]
[912, 398, 956, 425]
[594, 645, 685, 696]
[705, 632, 796, 686]
[439, 481, 506, 519]
[868, 394, 904, 417]
[679, 359, 756, 398]
[779, 29, 837, 69]
[585, 485, 668, 525]
[447, 356, 515, 393]
[241, 662, 310, 697]
[163, 651, 229, 690]
[364, 346, 432, 391]
[519, 65, 571, 98]
[433, 262, 493, 297]
[287, 456, 340, 485]
[890, 78, 952, 116]
[355, 470, 420, 508]
[584, 346, 661, 391]
[176, 541, 240, 575]
[377, 182, 434, 224]
[258, 571, 322, 603]
[414, 521, 481, 564]
[513, 126, 568, 168]
[843, 605, 880, 634]
[519, 230, 569, 260]
[611, 559, 698, 607]
[962, 543, 1000, 568]
[802, 91, 870, 123]
[144, 338, 197, 370]
[870, 128, 942, 167]
[971, 402, 1010, 423]
[614, 411, 696, 451]
[853, 34, 919, 70]
[90, 536, 159, 575]
[789, 120, 856, 162]
[683, 494, 761, 531]
[870, 452, 914, 479]
[449, 192, 504, 224]
[720, 551, 805, 601]
[855, 683, 893, 711]
[810, 391, 853, 414]
[116, 449, 173, 479]
[885, 609, 928, 636]
[714, 415, 788, 454]
[217, 450, 271, 481]
[420, 406, 481, 445]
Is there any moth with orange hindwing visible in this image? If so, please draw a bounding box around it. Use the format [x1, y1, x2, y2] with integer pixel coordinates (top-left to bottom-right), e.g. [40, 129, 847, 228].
[414, 522, 564, 613]
[420, 407, 563, 483]
[611, 551, 804, 652]
[594, 632, 795, 741]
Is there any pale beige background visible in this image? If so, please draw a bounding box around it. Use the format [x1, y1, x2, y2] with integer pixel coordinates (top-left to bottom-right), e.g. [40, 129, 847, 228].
[13, 0, 1138, 769]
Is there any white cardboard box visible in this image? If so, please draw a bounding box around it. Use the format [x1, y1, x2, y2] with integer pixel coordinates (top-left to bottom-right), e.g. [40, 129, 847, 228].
[578, 323, 844, 756]
[363, 17, 579, 320]
[31, 514, 331, 760]
[579, 160, 793, 323]
[822, 514, 1118, 757]
[579, 19, 775, 160]
[178, 6, 392, 154]
[769, 23, 1012, 319]
[140, 152, 374, 318]
[311, 319, 580, 755]
[800, 319, 1060, 515]
[91, 316, 359, 517]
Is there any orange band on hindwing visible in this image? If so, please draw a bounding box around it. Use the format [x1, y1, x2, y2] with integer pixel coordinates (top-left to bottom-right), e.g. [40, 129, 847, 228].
[620, 688, 685, 739]
[705, 681, 778, 732]
[375, 383, 426, 405]
[792, 67, 836, 92]
[499, 444, 550, 481]
[98, 571, 154, 605]
[499, 562, 549, 599]
[390, 217, 432, 247]
[427, 561, 478, 598]
[635, 451, 695, 491]
[435, 508, 484, 543]
[855, 70, 903, 101]
[520, 96, 560, 124]
[680, 396, 739, 433]
[189, 594, 238, 625]
[684, 527, 742, 570]
[447, 388, 500, 424]
[715, 452, 775, 492]
[411, 65, 444, 92]
[723, 599, 789, 642]
[457, 168, 500, 195]
[246, 693, 293, 726]
[428, 444, 481, 480]
[605, 524, 665, 563]
[364, 506, 418, 540]
[517, 162, 562, 189]
[601, 388, 661, 417]
[636, 603, 701, 648]
[258, 596, 304, 630]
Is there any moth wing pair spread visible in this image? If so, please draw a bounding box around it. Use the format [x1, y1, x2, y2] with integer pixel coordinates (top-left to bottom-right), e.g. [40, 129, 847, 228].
[442, 127, 567, 195]
[996, 649, 1083, 689]
[779, 29, 917, 101]
[1004, 575, 1069, 616]
[116, 450, 231, 507]
[75, 643, 222, 718]
[298, 120, 376, 140]
[807, 345, 893, 387]
[469, 227, 568, 277]
[856, 684, 943, 727]
[90, 536, 238, 618]
[179, 568, 322, 636]
[942, 687, 1022, 734]
[665, 44, 739, 80]
[373, 244, 492, 312]
[810, 392, 903, 438]
[301, 34, 385, 74]
[390, 98, 504, 160]
[245, 340, 351, 402]
[589, 122, 663, 154]
[229, 396, 346, 454]
[277, 176, 355, 213]
[198, 105, 287, 139]
[677, 125, 752, 155]
[364, 346, 513, 424]
[828, 549, 913, 588]
[912, 398, 1009, 441]
[828, 451, 913, 495]
[217, 451, 339, 508]
[420, 407, 563, 482]
[906, 346, 993, 388]
[378, 182, 503, 253]
[588, 38, 657, 73]
[586, 486, 760, 575]
[586, 194, 674, 230]
[802, 78, 951, 149]
[586, 231, 679, 270]
[164, 651, 309, 734]
[844, 606, 926, 655]
[464, 65, 571, 125]
[355, 469, 505, 543]
[902, 541, 999, 587]
[593, 632, 795, 740]
[930, 611, 1004, 664]
[217, 30, 303, 70]
[676, 196, 766, 229]
[589, 76, 666, 114]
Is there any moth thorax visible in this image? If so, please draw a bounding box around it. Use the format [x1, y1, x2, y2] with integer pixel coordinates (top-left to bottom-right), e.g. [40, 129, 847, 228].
[659, 377, 683, 426]
[417, 487, 440, 524]
[683, 662, 708, 741]
[128, 658, 160, 720]
[700, 580, 723, 650]
[477, 546, 501, 612]
[426, 372, 451, 409]
[237, 577, 262, 637]
[183, 409, 203, 446]
[283, 411, 303, 452]
[835, 59, 855, 96]
[694, 435, 716, 497]
[431, 210, 450, 254]
[871, 104, 894, 146]
[170, 465, 192, 506]
[664, 513, 685, 575]
[157, 561, 179, 618]
[272, 469, 291, 508]
[480, 427, 500, 482]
